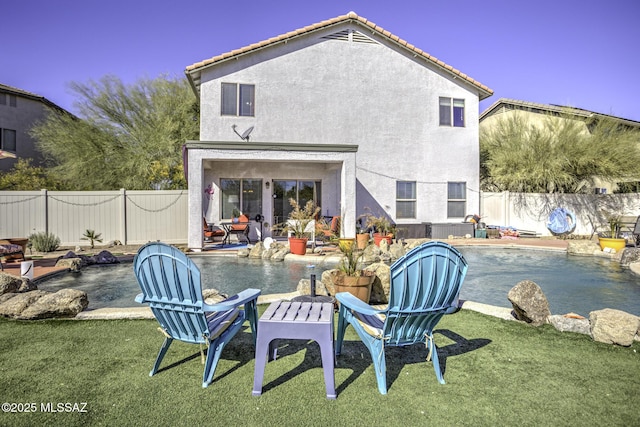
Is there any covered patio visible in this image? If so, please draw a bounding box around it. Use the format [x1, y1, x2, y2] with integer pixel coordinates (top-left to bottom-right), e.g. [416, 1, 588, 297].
[185, 142, 358, 251]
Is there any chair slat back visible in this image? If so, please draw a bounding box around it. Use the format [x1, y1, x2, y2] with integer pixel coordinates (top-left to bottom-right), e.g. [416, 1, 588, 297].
[134, 242, 208, 344]
[385, 241, 467, 345]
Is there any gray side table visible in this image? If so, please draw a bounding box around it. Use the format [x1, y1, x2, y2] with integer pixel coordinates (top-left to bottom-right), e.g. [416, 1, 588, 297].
[252, 300, 336, 399]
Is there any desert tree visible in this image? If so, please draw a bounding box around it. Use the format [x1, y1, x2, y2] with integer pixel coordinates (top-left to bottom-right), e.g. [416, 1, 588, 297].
[480, 111, 640, 193]
[31, 74, 199, 190]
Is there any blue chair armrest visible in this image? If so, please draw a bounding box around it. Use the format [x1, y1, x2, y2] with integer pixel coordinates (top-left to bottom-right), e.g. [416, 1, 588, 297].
[335, 292, 384, 316]
[203, 288, 261, 312]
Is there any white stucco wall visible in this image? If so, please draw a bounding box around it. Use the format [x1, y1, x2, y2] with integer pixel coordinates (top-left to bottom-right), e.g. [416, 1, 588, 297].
[189, 22, 485, 247]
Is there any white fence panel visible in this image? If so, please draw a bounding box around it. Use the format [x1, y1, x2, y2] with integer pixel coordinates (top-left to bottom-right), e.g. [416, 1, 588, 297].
[0, 189, 188, 246]
[0, 191, 45, 238]
[480, 192, 640, 236]
[124, 190, 188, 244]
[47, 191, 123, 246]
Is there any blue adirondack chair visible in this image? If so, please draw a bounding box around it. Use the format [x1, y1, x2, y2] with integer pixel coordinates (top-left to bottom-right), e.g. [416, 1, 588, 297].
[133, 242, 260, 388]
[335, 241, 468, 394]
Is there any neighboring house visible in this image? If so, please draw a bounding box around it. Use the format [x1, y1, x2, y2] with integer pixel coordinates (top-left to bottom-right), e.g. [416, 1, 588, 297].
[0, 83, 68, 172]
[480, 98, 640, 193]
[184, 12, 493, 250]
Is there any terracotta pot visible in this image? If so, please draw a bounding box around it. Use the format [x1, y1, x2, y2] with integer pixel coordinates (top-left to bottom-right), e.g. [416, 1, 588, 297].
[288, 237, 308, 255]
[373, 233, 392, 247]
[356, 234, 369, 250]
[335, 274, 374, 304]
[338, 238, 355, 252]
[598, 237, 626, 252]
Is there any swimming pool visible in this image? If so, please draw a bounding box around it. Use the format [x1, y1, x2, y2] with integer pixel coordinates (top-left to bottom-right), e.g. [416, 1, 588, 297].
[36, 248, 640, 316]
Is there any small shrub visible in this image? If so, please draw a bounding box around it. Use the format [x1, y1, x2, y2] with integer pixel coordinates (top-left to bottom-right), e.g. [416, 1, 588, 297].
[28, 231, 61, 252]
[81, 229, 103, 249]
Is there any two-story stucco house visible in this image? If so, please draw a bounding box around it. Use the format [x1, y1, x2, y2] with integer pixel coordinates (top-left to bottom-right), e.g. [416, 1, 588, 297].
[0, 83, 68, 172]
[184, 12, 493, 251]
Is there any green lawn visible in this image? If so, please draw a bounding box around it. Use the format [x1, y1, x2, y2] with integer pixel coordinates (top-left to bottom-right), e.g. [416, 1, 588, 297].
[0, 308, 637, 426]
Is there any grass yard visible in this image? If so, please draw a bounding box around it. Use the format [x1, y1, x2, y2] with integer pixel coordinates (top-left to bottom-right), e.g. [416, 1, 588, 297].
[0, 308, 638, 426]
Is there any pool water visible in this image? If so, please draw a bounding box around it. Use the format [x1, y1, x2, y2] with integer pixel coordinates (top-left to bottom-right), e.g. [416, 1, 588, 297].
[36, 248, 640, 316]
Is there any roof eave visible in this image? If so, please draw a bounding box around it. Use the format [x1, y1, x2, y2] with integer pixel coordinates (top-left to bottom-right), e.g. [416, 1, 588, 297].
[185, 12, 493, 99]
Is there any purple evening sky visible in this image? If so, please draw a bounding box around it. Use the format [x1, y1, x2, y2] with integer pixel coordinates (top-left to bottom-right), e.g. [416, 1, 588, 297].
[3, 0, 639, 121]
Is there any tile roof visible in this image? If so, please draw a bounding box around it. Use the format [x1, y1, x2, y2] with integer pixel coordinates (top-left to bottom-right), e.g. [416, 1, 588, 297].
[185, 11, 493, 99]
[480, 98, 640, 127]
[0, 82, 69, 113]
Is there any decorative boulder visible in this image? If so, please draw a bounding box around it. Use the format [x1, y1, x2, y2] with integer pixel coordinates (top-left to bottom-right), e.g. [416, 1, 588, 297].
[0, 272, 23, 295]
[365, 262, 390, 304]
[507, 280, 551, 326]
[55, 257, 83, 272]
[567, 241, 601, 256]
[620, 248, 640, 267]
[296, 277, 329, 296]
[92, 250, 120, 264]
[589, 308, 640, 346]
[249, 242, 264, 258]
[18, 289, 88, 320]
[548, 314, 590, 335]
[203, 288, 228, 304]
[0, 290, 49, 318]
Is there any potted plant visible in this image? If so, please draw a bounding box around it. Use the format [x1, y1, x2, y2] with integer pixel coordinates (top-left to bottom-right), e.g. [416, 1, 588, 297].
[280, 198, 320, 255]
[356, 227, 370, 250]
[363, 212, 395, 246]
[333, 243, 374, 303]
[231, 208, 241, 223]
[598, 215, 627, 252]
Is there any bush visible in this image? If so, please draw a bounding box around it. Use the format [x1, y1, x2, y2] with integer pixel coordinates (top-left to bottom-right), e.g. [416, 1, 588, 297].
[28, 232, 61, 252]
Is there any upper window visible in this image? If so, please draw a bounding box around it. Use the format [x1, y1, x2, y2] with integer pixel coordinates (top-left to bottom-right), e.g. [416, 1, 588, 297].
[447, 182, 466, 218]
[439, 97, 465, 127]
[1, 128, 16, 152]
[221, 83, 255, 116]
[396, 181, 416, 219]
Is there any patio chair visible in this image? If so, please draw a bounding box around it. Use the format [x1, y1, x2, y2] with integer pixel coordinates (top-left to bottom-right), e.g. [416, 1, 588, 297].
[335, 241, 468, 394]
[203, 217, 225, 242]
[0, 240, 25, 271]
[133, 242, 260, 388]
[228, 214, 251, 244]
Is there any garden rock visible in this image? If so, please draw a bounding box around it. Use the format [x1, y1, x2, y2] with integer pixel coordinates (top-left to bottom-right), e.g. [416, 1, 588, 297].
[620, 248, 640, 267]
[249, 242, 264, 258]
[18, 289, 88, 320]
[0, 273, 23, 295]
[203, 288, 228, 304]
[297, 277, 329, 296]
[507, 280, 551, 326]
[361, 244, 381, 264]
[93, 250, 120, 264]
[320, 269, 342, 296]
[548, 314, 590, 335]
[589, 308, 640, 346]
[567, 240, 601, 256]
[365, 262, 390, 304]
[55, 257, 83, 272]
[628, 262, 640, 277]
[389, 242, 406, 260]
[0, 290, 49, 318]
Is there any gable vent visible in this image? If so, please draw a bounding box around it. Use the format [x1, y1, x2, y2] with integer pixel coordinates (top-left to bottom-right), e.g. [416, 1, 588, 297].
[321, 29, 378, 44]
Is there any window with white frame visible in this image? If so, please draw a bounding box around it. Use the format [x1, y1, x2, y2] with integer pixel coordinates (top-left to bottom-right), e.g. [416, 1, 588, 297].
[396, 181, 416, 219]
[0, 128, 16, 152]
[221, 83, 255, 116]
[447, 182, 466, 218]
[439, 97, 465, 127]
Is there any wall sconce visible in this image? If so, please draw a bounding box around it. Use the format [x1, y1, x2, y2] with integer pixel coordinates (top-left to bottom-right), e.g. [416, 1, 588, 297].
[265, 181, 270, 189]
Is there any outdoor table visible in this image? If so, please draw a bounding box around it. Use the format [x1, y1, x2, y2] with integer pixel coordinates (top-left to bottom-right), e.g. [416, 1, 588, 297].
[252, 300, 336, 399]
